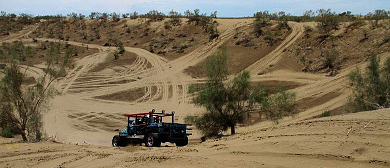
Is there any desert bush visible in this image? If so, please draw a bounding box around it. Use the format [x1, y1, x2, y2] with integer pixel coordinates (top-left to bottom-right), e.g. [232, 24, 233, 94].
[316, 9, 340, 34]
[125, 27, 131, 33]
[110, 12, 120, 22]
[130, 12, 138, 19]
[145, 10, 165, 22]
[254, 11, 271, 21]
[367, 10, 389, 29]
[100, 13, 108, 23]
[302, 10, 315, 22]
[264, 31, 275, 45]
[319, 110, 331, 117]
[117, 42, 125, 54]
[0, 104, 13, 131]
[338, 11, 355, 22]
[176, 45, 188, 53]
[89, 12, 98, 19]
[164, 21, 172, 30]
[304, 25, 313, 33]
[168, 10, 182, 26]
[1, 127, 14, 138]
[253, 12, 270, 37]
[184, 110, 226, 136]
[18, 13, 33, 25]
[149, 42, 154, 53]
[323, 49, 339, 72]
[93, 29, 100, 39]
[122, 13, 129, 18]
[252, 87, 298, 122]
[186, 9, 213, 28]
[113, 50, 119, 60]
[348, 55, 390, 112]
[0, 41, 35, 63]
[206, 23, 219, 41]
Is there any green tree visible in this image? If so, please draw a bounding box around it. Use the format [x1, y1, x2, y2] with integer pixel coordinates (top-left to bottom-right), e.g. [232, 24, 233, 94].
[316, 9, 340, 34]
[187, 48, 298, 135]
[117, 42, 125, 54]
[0, 42, 72, 141]
[253, 11, 270, 37]
[110, 12, 120, 22]
[130, 11, 138, 19]
[168, 10, 182, 26]
[348, 55, 390, 112]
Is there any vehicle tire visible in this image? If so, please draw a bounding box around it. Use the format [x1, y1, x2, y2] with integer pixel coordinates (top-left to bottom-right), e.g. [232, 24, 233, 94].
[112, 135, 124, 147]
[175, 138, 188, 147]
[145, 133, 161, 147]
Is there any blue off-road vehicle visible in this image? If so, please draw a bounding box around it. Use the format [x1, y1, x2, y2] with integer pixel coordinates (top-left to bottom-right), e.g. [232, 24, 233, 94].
[112, 110, 191, 147]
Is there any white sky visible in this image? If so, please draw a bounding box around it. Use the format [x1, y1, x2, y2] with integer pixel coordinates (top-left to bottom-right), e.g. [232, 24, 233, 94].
[0, 0, 389, 17]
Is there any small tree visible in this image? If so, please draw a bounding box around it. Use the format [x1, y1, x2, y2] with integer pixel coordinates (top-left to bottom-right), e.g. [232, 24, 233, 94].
[348, 55, 390, 112]
[110, 12, 120, 22]
[187, 47, 298, 136]
[368, 9, 389, 29]
[130, 11, 138, 19]
[168, 10, 182, 26]
[117, 42, 125, 54]
[317, 9, 340, 34]
[0, 42, 72, 141]
[253, 11, 270, 38]
[188, 48, 244, 135]
[323, 49, 339, 75]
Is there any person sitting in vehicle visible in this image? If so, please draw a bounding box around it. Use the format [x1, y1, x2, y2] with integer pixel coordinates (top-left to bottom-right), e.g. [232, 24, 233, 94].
[148, 114, 155, 123]
[127, 119, 136, 135]
[141, 115, 148, 124]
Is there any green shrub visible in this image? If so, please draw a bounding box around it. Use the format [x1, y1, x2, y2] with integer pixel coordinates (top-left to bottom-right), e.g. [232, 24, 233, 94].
[317, 9, 340, 34]
[348, 55, 390, 112]
[180, 45, 188, 50]
[304, 25, 313, 33]
[113, 50, 119, 60]
[184, 112, 225, 136]
[320, 110, 331, 117]
[117, 42, 125, 54]
[323, 49, 339, 73]
[264, 31, 275, 45]
[253, 20, 265, 37]
[1, 127, 14, 138]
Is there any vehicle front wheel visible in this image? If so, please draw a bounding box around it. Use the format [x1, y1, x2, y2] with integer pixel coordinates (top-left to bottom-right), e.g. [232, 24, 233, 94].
[145, 133, 161, 147]
[112, 135, 123, 147]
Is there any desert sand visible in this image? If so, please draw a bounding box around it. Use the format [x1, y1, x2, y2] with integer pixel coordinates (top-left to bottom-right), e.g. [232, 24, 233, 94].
[0, 19, 389, 168]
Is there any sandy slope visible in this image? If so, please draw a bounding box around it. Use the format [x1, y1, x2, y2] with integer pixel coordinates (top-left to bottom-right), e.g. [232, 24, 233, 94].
[1, 19, 390, 168]
[0, 109, 389, 168]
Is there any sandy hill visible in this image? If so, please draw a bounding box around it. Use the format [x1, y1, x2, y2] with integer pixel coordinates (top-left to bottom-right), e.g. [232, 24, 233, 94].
[0, 16, 390, 168]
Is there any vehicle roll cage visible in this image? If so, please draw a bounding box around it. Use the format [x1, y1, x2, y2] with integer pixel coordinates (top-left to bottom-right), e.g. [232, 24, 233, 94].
[124, 110, 176, 124]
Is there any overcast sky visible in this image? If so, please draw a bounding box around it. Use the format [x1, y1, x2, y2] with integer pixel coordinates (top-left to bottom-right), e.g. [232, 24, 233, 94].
[1, 0, 389, 17]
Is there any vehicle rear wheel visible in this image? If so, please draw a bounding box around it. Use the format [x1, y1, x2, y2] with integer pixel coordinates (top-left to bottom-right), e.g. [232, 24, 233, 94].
[175, 138, 188, 147]
[112, 135, 123, 147]
[145, 133, 161, 147]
